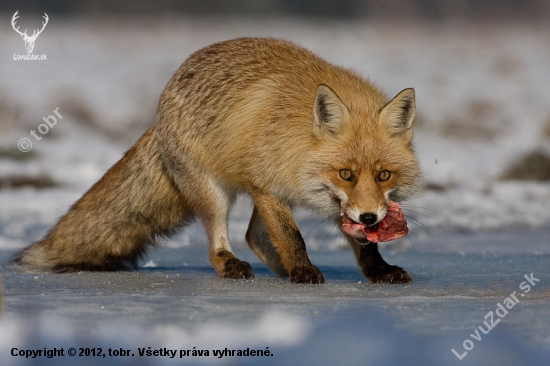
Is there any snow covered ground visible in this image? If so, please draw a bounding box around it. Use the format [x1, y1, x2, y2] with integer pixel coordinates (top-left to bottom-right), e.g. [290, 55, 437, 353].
[1, 231, 549, 365]
[1, 16, 550, 365]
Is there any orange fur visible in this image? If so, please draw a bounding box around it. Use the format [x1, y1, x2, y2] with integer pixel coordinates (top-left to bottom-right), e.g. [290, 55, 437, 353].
[14, 38, 421, 283]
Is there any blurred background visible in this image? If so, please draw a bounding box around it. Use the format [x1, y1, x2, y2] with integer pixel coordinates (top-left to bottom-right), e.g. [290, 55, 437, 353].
[2, 0, 550, 20]
[1, 0, 550, 250]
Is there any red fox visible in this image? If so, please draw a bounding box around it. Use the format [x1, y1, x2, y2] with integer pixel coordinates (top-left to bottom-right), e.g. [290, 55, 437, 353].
[14, 38, 421, 284]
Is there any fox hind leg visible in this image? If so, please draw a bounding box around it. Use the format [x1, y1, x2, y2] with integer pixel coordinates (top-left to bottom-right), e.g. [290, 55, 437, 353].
[187, 181, 254, 279]
[200, 184, 254, 279]
[169, 164, 253, 279]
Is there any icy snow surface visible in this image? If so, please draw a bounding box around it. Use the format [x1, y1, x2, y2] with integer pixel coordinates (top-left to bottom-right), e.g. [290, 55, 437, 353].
[1, 233, 550, 366]
[1, 17, 550, 365]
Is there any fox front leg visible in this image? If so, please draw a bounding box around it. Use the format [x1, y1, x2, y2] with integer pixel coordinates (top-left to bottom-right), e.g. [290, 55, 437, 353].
[348, 236, 412, 284]
[251, 193, 324, 284]
[246, 207, 288, 277]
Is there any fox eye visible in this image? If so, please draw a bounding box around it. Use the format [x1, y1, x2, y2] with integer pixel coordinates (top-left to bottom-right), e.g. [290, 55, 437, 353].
[339, 169, 353, 181]
[378, 170, 391, 182]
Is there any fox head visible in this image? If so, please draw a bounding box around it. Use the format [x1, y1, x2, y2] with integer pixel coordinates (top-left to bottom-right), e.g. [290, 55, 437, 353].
[304, 84, 422, 226]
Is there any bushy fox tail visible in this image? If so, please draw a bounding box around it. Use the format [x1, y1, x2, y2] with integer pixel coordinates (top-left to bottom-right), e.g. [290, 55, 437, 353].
[13, 126, 191, 272]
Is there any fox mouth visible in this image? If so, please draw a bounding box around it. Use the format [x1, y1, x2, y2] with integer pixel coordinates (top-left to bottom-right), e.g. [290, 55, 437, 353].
[339, 201, 409, 244]
[339, 203, 376, 244]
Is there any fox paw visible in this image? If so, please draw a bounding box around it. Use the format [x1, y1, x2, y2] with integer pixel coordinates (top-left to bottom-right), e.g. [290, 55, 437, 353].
[366, 265, 412, 284]
[290, 265, 325, 284]
[222, 258, 254, 279]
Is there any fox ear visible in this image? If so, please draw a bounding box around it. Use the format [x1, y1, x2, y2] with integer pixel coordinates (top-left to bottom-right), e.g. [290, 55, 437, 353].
[379, 88, 416, 142]
[313, 84, 349, 137]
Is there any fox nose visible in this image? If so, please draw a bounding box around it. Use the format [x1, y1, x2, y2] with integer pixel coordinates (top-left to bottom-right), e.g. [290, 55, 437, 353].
[359, 213, 378, 226]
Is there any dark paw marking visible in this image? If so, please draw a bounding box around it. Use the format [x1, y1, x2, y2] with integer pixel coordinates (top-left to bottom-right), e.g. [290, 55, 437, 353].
[367, 265, 412, 284]
[222, 258, 254, 279]
[289, 265, 325, 284]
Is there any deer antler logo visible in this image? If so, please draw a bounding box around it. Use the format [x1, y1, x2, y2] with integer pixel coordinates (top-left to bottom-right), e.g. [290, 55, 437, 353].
[11, 11, 49, 54]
